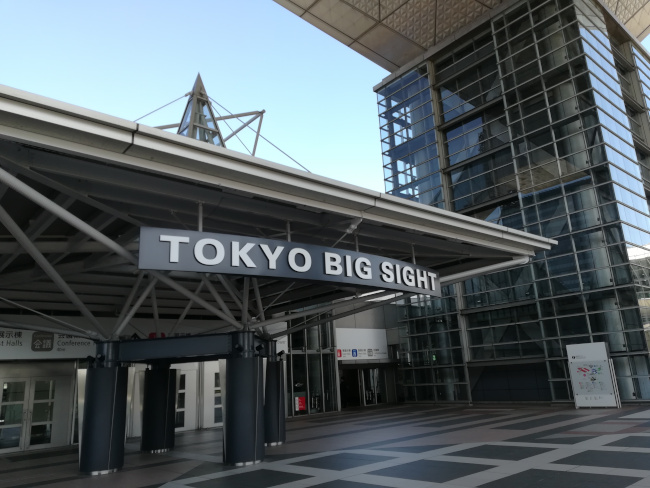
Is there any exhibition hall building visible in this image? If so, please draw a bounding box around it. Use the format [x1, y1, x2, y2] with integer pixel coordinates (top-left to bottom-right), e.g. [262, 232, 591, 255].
[0, 0, 648, 475]
[276, 0, 650, 404]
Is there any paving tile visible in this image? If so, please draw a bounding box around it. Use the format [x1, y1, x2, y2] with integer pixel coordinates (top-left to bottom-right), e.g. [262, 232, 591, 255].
[371, 444, 450, 453]
[607, 436, 650, 449]
[419, 414, 494, 428]
[188, 469, 311, 488]
[173, 461, 236, 480]
[495, 415, 579, 430]
[552, 450, 650, 470]
[479, 468, 641, 488]
[291, 453, 394, 471]
[534, 434, 596, 444]
[307, 481, 394, 488]
[449, 444, 552, 461]
[368, 459, 494, 483]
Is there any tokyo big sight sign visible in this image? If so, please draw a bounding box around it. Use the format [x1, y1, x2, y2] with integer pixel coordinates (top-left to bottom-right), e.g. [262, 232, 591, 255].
[139, 227, 440, 297]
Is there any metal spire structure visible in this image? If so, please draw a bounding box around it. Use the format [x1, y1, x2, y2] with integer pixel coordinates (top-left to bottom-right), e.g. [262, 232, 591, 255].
[152, 73, 267, 157]
[177, 74, 225, 146]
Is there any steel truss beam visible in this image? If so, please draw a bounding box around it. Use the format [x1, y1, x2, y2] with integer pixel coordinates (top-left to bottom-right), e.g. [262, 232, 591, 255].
[0, 204, 108, 339]
[0, 165, 243, 331]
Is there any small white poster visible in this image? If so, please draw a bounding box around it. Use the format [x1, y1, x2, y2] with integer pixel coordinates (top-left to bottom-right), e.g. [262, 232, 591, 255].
[335, 328, 388, 361]
[0, 328, 95, 360]
[567, 343, 619, 408]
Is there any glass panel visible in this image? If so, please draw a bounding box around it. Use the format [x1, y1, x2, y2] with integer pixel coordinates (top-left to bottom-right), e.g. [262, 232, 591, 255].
[179, 374, 185, 391]
[292, 355, 307, 415]
[33, 381, 54, 401]
[32, 402, 53, 423]
[308, 355, 322, 413]
[0, 404, 23, 426]
[322, 354, 337, 412]
[174, 411, 184, 428]
[213, 408, 222, 423]
[362, 369, 377, 405]
[291, 330, 305, 350]
[307, 326, 319, 351]
[177, 392, 185, 409]
[2, 382, 25, 403]
[214, 372, 220, 389]
[320, 323, 332, 349]
[29, 424, 51, 446]
[0, 427, 21, 449]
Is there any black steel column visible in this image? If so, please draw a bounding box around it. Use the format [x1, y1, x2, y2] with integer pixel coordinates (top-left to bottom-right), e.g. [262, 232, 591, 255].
[141, 363, 176, 453]
[264, 341, 286, 446]
[223, 331, 264, 465]
[79, 342, 128, 475]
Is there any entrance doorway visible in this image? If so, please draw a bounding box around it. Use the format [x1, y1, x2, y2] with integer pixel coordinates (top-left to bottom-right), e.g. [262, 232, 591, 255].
[340, 369, 360, 408]
[339, 367, 396, 408]
[0, 376, 72, 452]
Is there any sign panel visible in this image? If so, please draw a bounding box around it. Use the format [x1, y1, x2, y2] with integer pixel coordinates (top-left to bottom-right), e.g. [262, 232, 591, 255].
[0, 328, 95, 360]
[336, 328, 388, 361]
[295, 396, 306, 411]
[567, 342, 618, 408]
[139, 227, 440, 297]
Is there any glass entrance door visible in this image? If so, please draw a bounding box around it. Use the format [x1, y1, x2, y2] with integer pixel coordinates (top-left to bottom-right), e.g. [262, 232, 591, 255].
[201, 361, 223, 428]
[361, 369, 386, 406]
[0, 377, 69, 452]
[174, 370, 197, 432]
[0, 379, 27, 450]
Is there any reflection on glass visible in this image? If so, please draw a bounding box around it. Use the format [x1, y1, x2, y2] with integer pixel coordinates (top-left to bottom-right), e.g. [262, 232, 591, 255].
[0, 404, 23, 425]
[292, 355, 307, 416]
[29, 424, 51, 446]
[2, 382, 25, 403]
[322, 354, 337, 412]
[32, 402, 53, 423]
[174, 411, 184, 428]
[308, 355, 322, 413]
[307, 326, 319, 350]
[33, 381, 54, 401]
[0, 427, 21, 448]
[177, 393, 185, 409]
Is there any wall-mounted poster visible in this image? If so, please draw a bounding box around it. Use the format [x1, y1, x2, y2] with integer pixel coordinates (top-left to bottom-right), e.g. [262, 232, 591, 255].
[566, 343, 620, 408]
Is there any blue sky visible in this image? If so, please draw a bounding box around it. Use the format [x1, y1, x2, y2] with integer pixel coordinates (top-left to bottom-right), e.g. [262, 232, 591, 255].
[0, 0, 389, 190]
[2, 1, 649, 193]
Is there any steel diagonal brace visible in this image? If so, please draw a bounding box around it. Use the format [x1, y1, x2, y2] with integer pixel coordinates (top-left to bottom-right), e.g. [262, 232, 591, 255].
[0, 204, 109, 340]
[112, 277, 158, 338]
[0, 165, 242, 330]
[201, 276, 235, 320]
[169, 280, 205, 336]
[269, 293, 414, 339]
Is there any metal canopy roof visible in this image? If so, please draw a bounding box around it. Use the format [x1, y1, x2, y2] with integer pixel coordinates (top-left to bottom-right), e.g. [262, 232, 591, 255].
[0, 84, 553, 341]
[273, 0, 650, 71]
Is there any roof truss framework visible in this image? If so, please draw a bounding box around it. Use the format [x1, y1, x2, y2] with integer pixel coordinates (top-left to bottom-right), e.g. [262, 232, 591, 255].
[0, 85, 553, 342]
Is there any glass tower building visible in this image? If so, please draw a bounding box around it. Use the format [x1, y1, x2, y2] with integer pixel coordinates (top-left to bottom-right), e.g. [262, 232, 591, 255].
[377, 0, 650, 402]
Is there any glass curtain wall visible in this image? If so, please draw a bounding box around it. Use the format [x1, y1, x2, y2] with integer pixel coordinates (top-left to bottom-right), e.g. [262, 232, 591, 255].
[394, 290, 469, 402]
[377, 0, 650, 402]
[286, 316, 338, 416]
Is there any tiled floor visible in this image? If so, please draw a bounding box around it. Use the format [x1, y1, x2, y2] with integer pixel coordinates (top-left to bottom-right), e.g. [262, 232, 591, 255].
[5, 404, 650, 487]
